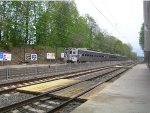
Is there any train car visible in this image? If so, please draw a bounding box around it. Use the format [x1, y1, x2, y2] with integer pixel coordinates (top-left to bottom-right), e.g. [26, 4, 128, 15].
[143, 1, 150, 69]
[64, 48, 127, 63]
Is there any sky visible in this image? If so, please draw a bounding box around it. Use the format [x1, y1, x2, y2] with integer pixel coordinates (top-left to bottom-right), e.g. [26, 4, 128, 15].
[75, 0, 144, 56]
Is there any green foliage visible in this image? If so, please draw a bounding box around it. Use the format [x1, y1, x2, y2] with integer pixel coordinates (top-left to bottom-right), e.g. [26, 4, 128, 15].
[0, 1, 137, 60]
[0, 40, 13, 51]
[139, 23, 144, 50]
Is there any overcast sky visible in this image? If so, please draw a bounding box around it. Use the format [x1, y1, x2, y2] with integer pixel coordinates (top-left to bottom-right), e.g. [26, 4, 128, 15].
[75, 0, 144, 56]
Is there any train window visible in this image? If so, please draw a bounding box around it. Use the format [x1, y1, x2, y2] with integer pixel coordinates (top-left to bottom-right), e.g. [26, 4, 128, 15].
[70, 51, 72, 54]
[73, 51, 76, 54]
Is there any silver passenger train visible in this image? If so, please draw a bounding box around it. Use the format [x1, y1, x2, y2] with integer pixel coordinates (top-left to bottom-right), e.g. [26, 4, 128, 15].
[64, 48, 127, 63]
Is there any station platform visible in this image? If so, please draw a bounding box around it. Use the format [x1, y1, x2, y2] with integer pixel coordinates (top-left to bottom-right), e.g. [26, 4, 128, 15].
[71, 64, 150, 113]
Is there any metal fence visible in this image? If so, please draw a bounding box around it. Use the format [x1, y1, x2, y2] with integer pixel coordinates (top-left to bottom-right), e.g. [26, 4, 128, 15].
[0, 61, 127, 81]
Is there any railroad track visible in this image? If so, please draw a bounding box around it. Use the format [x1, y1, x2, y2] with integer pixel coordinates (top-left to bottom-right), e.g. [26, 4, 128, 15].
[0, 67, 117, 94]
[0, 61, 131, 81]
[0, 62, 136, 113]
[0, 62, 131, 94]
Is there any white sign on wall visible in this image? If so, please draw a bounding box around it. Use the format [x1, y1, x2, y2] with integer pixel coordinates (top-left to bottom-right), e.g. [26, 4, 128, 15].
[25, 53, 31, 61]
[47, 53, 55, 59]
[61, 53, 64, 58]
[3, 53, 12, 61]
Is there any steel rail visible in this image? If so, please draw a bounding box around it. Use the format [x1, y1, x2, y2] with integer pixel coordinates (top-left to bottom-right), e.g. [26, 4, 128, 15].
[0, 66, 123, 113]
[0, 61, 130, 87]
[0, 64, 115, 87]
[47, 69, 129, 113]
[0, 65, 119, 94]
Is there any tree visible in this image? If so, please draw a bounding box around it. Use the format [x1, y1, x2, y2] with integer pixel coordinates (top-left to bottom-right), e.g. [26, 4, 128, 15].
[0, 1, 138, 60]
[139, 23, 144, 50]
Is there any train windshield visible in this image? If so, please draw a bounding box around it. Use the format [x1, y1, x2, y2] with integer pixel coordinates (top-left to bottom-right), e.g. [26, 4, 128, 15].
[69, 51, 72, 54]
[69, 51, 76, 54]
[73, 51, 76, 54]
[64, 50, 73, 55]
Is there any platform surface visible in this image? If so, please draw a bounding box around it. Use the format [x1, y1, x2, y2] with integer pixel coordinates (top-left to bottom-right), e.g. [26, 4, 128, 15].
[71, 64, 150, 113]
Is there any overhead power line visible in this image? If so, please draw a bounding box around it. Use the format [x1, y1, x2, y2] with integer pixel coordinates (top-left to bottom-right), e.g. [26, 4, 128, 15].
[89, 0, 127, 40]
[100, 0, 117, 28]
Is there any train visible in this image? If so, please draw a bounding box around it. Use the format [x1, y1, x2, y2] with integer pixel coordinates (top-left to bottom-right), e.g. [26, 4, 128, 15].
[143, 1, 150, 69]
[64, 48, 128, 63]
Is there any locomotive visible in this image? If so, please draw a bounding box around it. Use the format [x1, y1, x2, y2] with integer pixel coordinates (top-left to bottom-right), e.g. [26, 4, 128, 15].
[64, 48, 127, 63]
